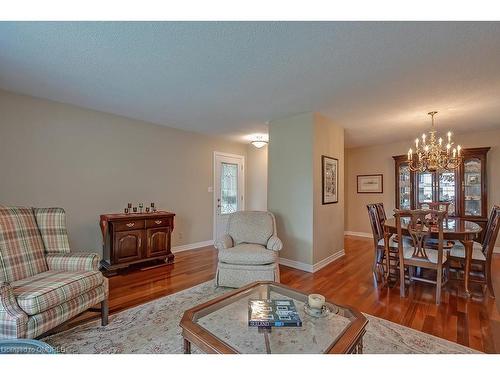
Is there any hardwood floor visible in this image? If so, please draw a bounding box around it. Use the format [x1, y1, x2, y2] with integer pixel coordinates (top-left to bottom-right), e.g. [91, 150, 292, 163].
[66, 235, 500, 353]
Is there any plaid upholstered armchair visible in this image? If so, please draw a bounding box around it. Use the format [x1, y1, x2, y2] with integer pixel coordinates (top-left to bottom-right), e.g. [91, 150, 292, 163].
[0, 207, 108, 339]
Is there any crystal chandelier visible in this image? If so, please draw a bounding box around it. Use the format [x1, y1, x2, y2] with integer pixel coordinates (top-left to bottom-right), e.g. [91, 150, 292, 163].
[407, 111, 462, 172]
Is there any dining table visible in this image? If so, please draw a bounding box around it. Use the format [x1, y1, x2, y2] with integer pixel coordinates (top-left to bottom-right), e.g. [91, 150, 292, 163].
[383, 217, 483, 297]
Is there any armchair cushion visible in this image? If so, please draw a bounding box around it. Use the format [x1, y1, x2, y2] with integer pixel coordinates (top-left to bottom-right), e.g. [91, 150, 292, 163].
[266, 235, 283, 251]
[214, 234, 233, 251]
[46, 253, 100, 272]
[33, 208, 71, 254]
[0, 207, 48, 283]
[218, 243, 278, 266]
[228, 211, 274, 246]
[11, 270, 104, 315]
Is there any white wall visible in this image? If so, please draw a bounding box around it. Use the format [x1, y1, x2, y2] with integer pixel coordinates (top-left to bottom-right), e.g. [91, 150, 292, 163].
[313, 113, 345, 263]
[268, 112, 345, 268]
[0, 90, 249, 255]
[268, 113, 314, 265]
[246, 144, 268, 211]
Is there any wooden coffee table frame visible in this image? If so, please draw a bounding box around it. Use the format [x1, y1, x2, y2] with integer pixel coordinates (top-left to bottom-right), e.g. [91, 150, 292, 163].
[180, 281, 368, 354]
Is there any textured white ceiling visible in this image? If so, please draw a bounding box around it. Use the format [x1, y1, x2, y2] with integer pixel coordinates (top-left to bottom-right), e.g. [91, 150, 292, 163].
[1, 22, 500, 147]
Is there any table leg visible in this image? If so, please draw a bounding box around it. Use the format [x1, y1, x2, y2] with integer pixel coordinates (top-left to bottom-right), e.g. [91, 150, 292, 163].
[462, 239, 473, 298]
[183, 338, 191, 354]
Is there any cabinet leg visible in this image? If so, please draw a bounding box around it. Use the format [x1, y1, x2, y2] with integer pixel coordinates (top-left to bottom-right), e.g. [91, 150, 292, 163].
[183, 338, 191, 354]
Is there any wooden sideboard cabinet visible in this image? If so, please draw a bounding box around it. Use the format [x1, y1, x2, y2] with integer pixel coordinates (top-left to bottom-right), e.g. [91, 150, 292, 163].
[100, 211, 175, 275]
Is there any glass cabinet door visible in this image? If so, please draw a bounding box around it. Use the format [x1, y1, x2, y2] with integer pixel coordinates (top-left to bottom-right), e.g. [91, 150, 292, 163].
[398, 163, 411, 209]
[463, 158, 482, 217]
[416, 171, 435, 208]
[438, 171, 457, 215]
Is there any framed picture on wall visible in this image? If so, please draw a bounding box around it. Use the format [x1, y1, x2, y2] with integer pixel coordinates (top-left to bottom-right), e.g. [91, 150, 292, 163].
[322, 155, 338, 204]
[357, 174, 383, 194]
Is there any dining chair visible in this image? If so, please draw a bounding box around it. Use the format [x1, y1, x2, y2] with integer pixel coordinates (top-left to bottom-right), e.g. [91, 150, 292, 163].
[418, 202, 451, 218]
[418, 202, 455, 250]
[448, 205, 500, 298]
[366, 203, 398, 281]
[394, 209, 448, 304]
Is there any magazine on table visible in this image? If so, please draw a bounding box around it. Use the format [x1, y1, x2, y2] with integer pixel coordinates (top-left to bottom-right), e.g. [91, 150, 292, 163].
[248, 299, 302, 327]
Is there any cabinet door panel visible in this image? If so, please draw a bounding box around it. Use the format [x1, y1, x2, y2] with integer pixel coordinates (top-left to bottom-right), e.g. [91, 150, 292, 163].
[113, 230, 143, 264]
[463, 157, 483, 217]
[398, 163, 411, 209]
[438, 170, 457, 216]
[146, 227, 171, 257]
[416, 171, 435, 207]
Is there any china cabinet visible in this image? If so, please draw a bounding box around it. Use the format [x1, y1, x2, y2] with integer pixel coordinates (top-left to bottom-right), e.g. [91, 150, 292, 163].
[393, 147, 490, 231]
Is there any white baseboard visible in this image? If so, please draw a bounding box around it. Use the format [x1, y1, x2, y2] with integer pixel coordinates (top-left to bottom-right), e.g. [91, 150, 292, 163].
[171, 240, 214, 253]
[279, 249, 345, 273]
[313, 250, 345, 272]
[344, 231, 373, 238]
[279, 258, 313, 272]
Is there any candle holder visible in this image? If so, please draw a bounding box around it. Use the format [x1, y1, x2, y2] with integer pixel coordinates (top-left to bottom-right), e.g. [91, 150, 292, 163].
[124, 208, 130, 214]
[127, 203, 132, 209]
[139, 203, 144, 214]
[133, 207, 138, 213]
[145, 207, 150, 213]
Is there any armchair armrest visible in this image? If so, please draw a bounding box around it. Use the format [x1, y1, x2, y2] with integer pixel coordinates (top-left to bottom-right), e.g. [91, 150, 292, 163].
[0, 282, 28, 331]
[46, 252, 101, 272]
[266, 236, 283, 251]
[214, 234, 234, 250]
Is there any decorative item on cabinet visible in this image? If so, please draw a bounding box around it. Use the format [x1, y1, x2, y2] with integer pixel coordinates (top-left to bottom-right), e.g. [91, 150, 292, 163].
[100, 211, 175, 276]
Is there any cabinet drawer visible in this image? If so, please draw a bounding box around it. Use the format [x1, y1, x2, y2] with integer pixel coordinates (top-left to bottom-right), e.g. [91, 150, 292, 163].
[146, 217, 172, 229]
[113, 220, 145, 232]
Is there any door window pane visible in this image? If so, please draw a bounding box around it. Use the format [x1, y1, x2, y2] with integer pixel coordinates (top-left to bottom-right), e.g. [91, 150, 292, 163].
[464, 158, 482, 216]
[399, 164, 411, 209]
[417, 172, 434, 206]
[220, 162, 238, 215]
[438, 171, 456, 215]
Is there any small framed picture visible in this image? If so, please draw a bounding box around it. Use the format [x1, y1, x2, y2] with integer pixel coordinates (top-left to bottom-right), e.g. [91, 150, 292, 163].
[322, 155, 338, 204]
[357, 174, 383, 194]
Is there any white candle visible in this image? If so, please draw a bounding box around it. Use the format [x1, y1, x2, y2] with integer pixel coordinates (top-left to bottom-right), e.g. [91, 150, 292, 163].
[308, 294, 325, 309]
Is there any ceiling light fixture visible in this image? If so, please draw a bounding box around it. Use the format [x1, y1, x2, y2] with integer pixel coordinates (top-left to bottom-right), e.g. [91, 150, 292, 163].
[250, 135, 268, 148]
[407, 111, 462, 172]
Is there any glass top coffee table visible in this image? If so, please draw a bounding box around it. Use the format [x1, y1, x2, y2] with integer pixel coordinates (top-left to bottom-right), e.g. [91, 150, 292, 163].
[180, 282, 368, 354]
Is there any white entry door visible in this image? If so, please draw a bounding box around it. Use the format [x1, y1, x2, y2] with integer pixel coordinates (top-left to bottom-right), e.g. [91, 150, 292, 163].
[213, 152, 245, 241]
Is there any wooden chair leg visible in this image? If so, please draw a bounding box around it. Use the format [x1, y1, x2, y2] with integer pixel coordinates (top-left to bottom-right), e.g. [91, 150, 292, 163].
[372, 250, 380, 281]
[399, 261, 406, 298]
[486, 260, 495, 298]
[436, 265, 443, 305]
[101, 299, 109, 326]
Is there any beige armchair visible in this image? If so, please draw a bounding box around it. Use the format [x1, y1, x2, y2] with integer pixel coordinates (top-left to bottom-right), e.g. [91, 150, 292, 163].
[214, 211, 283, 288]
[0, 207, 108, 339]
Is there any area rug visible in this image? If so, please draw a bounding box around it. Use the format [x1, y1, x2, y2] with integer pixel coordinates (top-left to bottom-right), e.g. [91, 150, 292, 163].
[43, 280, 479, 354]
